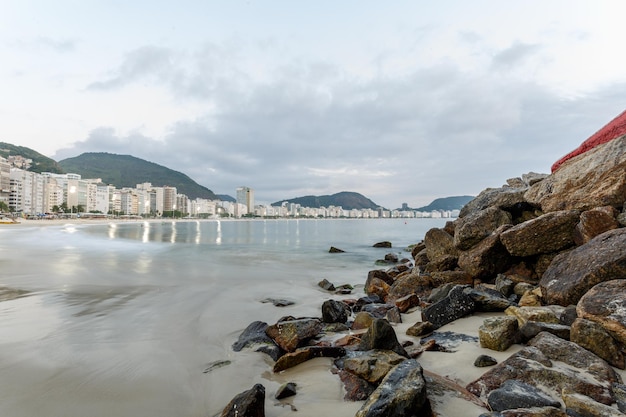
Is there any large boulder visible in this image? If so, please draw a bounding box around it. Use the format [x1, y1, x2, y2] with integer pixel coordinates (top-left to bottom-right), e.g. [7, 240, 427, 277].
[422, 285, 476, 329]
[499, 210, 579, 257]
[487, 379, 560, 412]
[577, 279, 626, 345]
[571, 317, 625, 369]
[466, 332, 621, 405]
[458, 225, 513, 279]
[573, 206, 620, 245]
[459, 187, 528, 218]
[526, 135, 626, 212]
[342, 350, 406, 384]
[424, 227, 458, 264]
[358, 318, 408, 357]
[355, 359, 430, 417]
[540, 228, 626, 306]
[453, 206, 512, 250]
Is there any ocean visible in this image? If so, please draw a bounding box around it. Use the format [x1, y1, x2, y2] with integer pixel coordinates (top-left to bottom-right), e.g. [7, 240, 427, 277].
[0, 218, 449, 417]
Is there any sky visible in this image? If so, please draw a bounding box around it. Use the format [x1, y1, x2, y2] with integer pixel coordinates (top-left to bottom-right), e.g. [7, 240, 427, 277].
[1, 1, 626, 208]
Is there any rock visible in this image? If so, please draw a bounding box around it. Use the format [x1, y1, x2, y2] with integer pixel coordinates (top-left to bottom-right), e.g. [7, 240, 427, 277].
[458, 225, 513, 279]
[467, 332, 621, 406]
[337, 369, 376, 401]
[321, 299, 350, 324]
[480, 407, 567, 416]
[422, 285, 476, 329]
[393, 293, 420, 313]
[478, 316, 519, 351]
[220, 383, 265, 417]
[613, 382, 626, 413]
[424, 227, 458, 264]
[273, 346, 345, 372]
[571, 318, 625, 369]
[410, 241, 426, 258]
[526, 135, 626, 212]
[265, 318, 323, 352]
[559, 305, 578, 326]
[360, 303, 396, 320]
[459, 187, 528, 218]
[355, 359, 430, 417]
[351, 311, 375, 330]
[618, 212, 626, 227]
[453, 206, 513, 250]
[275, 382, 297, 399]
[342, 350, 406, 384]
[518, 321, 570, 343]
[353, 294, 383, 312]
[232, 321, 275, 352]
[420, 331, 478, 352]
[363, 277, 390, 300]
[414, 248, 430, 267]
[329, 246, 345, 253]
[406, 321, 434, 337]
[260, 298, 294, 307]
[384, 253, 399, 263]
[474, 354, 498, 367]
[373, 241, 392, 248]
[487, 379, 560, 412]
[500, 210, 580, 257]
[505, 305, 565, 327]
[358, 318, 408, 358]
[577, 279, 626, 346]
[518, 287, 543, 307]
[562, 389, 626, 417]
[540, 228, 626, 306]
[318, 278, 336, 291]
[429, 270, 474, 288]
[573, 206, 620, 245]
[467, 286, 516, 312]
[495, 274, 515, 297]
[387, 271, 433, 301]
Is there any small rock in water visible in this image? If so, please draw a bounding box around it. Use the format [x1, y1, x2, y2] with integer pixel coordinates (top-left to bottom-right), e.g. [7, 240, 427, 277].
[275, 382, 297, 399]
[329, 246, 345, 253]
[203, 360, 232, 373]
[318, 278, 336, 291]
[373, 241, 392, 248]
[260, 298, 295, 307]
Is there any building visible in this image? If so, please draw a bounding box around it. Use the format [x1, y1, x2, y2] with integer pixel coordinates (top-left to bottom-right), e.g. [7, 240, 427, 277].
[236, 186, 254, 214]
[163, 186, 177, 213]
[0, 156, 10, 207]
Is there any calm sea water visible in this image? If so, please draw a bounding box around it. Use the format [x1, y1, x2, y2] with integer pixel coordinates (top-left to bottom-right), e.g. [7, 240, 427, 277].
[0, 218, 447, 417]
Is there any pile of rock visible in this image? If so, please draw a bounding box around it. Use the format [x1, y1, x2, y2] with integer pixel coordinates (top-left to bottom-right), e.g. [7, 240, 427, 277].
[222, 131, 626, 416]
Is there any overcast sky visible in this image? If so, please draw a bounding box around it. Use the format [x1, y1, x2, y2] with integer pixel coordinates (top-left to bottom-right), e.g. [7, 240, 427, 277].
[1, 1, 625, 208]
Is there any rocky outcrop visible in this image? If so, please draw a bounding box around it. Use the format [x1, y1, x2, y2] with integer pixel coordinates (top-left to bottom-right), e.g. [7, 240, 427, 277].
[526, 135, 626, 212]
[467, 332, 621, 405]
[540, 228, 626, 306]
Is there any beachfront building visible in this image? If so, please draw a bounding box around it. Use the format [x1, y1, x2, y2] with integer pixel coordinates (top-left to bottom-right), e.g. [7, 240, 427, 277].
[0, 156, 10, 207]
[236, 186, 254, 213]
[163, 186, 177, 214]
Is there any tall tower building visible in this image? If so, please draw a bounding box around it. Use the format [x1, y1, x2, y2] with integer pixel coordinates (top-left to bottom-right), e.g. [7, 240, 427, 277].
[236, 186, 254, 213]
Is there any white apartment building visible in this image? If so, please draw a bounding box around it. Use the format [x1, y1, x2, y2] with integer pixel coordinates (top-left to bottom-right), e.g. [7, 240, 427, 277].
[236, 186, 254, 213]
[0, 156, 10, 206]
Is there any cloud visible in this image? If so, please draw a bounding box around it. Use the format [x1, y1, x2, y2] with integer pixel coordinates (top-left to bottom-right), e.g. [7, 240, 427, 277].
[492, 41, 541, 69]
[57, 37, 626, 208]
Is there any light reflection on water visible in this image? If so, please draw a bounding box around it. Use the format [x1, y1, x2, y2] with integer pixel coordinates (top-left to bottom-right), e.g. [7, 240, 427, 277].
[0, 218, 447, 417]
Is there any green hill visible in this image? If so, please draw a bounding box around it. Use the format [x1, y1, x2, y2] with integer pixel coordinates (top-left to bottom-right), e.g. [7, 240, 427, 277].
[58, 152, 218, 200]
[272, 191, 380, 210]
[414, 195, 474, 212]
[0, 142, 65, 174]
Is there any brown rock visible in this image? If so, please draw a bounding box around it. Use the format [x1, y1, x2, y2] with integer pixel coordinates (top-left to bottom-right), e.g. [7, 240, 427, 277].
[429, 270, 473, 288]
[459, 187, 528, 218]
[423, 254, 458, 272]
[505, 305, 565, 326]
[394, 293, 420, 313]
[478, 316, 519, 351]
[525, 135, 626, 212]
[424, 227, 458, 263]
[273, 346, 345, 372]
[453, 206, 512, 250]
[220, 383, 265, 417]
[500, 210, 579, 257]
[414, 248, 429, 267]
[573, 206, 620, 245]
[466, 332, 621, 405]
[363, 277, 390, 300]
[406, 321, 434, 337]
[358, 318, 408, 357]
[571, 318, 625, 369]
[540, 228, 626, 306]
[577, 279, 626, 345]
[337, 369, 376, 401]
[342, 350, 406, 384]
[458, 225, 513, 279]
[410, 241, 426, 259]
[387, 271, 433, 301]
[265, 318, 323, 352]
[562, 389, 626, 417]
[351, 311, 375, 330]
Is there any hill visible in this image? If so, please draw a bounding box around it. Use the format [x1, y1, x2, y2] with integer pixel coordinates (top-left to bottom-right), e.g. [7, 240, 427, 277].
[58, 152, 218, 200]
[414, 195, 474, 212]
[0, 142, 65, 174]
[272, 191, 380, 210]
